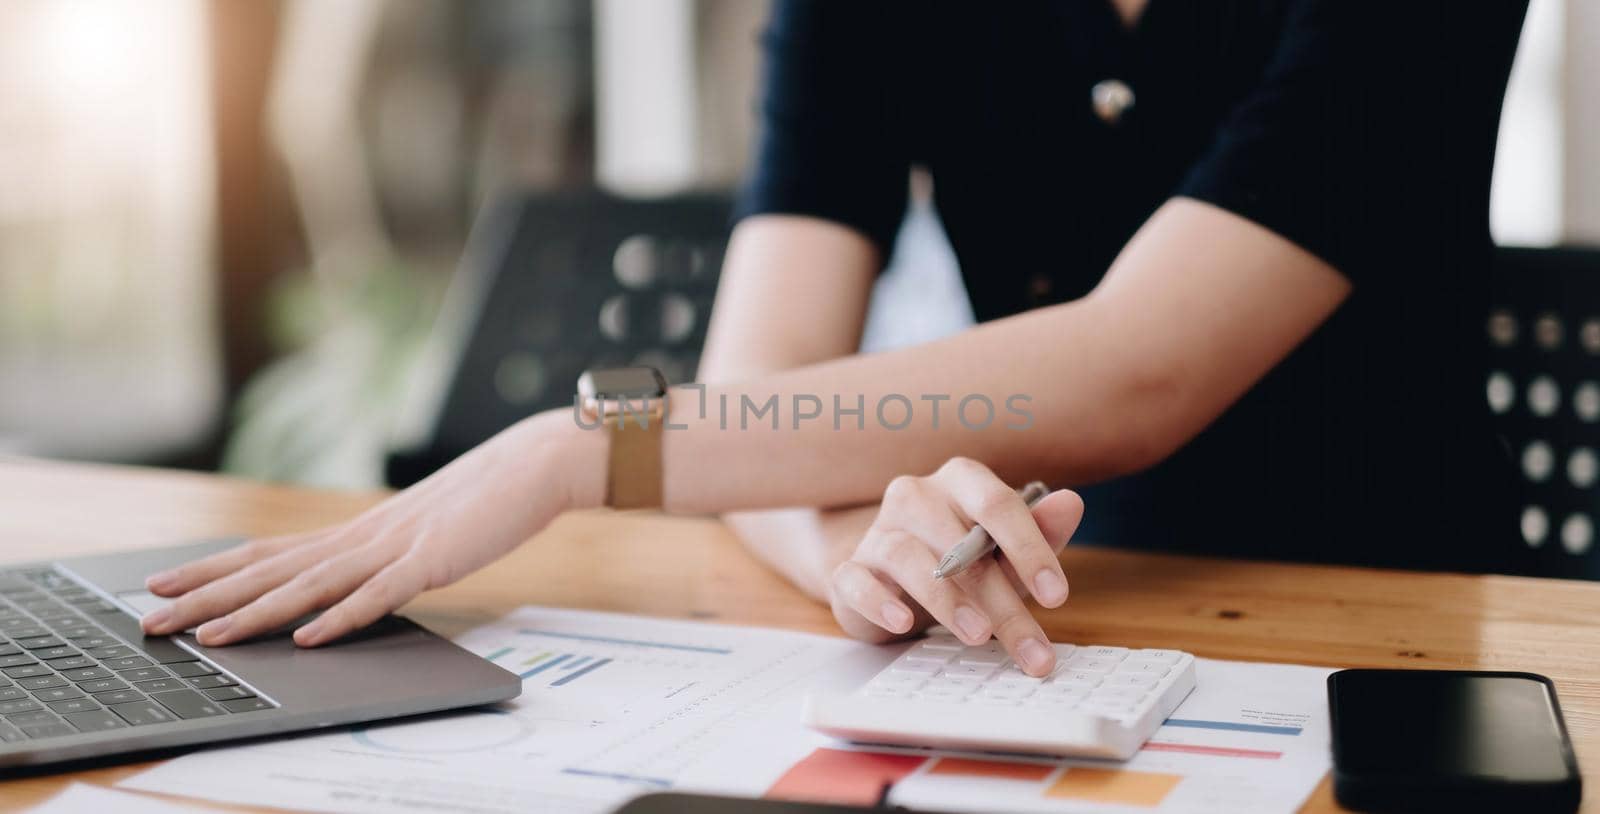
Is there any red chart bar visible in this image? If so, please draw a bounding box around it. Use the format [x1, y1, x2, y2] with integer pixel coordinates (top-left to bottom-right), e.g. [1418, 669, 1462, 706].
[1143, 741, 1283, 760]
[766, 748, 928, 806]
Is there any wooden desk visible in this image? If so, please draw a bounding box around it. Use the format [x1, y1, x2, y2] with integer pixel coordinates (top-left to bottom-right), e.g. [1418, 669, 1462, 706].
[0, 458, 1595, 812]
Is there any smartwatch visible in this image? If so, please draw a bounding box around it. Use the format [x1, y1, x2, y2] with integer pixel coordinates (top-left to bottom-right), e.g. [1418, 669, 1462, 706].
[577, 366, 669, 509]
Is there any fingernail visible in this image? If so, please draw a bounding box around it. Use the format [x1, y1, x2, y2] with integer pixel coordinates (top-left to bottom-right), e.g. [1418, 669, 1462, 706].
[197, 616, 232, 643]
[141, 607, 172, 633]
[1018, 638, 1054, 676]
[953, 606, 990, 643]
[297, 619, 324, 645]
[146, 571, 177, 591]
[1033, 570, 1069, 606]
[881, 602, 913, 632]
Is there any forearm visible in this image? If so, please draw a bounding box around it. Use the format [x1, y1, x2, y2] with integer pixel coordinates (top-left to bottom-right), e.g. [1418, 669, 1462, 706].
[724, 504, 877, 602]
[552, 198, 1348, 517]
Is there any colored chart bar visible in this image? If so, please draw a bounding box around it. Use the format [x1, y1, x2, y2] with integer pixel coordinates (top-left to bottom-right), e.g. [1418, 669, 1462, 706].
[1163, 718, 1303, 736]
[518, 629, 733, 655]
[766, 748, 927, 806]
[1144, 741, 1283, 760]
[519, 653, 570, 679]
[551, 657, 612, 687]
[927, 757, 1054, 782]
[1045, 768, 1183, 806]
[482, 647, 513, 663]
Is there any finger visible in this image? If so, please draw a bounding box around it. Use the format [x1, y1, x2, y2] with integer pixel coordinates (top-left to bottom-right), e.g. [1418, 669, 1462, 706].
[863, 530, 992, 645]
[144, 534, 312, 597]
[997, 489, 1086, 596]
[830, 560, 917, 642]
[935, 459, 1068, 607]
[143, 542, 330, 635]
[293, 556, 430, 647]
[963, 561, 1056, 677]
[194, 545, 392, 646]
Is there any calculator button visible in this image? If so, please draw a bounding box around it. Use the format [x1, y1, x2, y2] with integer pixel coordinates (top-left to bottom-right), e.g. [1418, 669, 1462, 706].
[1089, 686, 1145, 701]
[1104, 673, 1160, 688]
[958, 651, 1008, 667]
[980, 684, 1031, 700]
[1133, 649, 1183, 664]
[903, 650, 954, 666]
[1114, 660, 1171, 676]
[943, 663, 997, 680]
[865, 686, 908, 698]
[1053, 671, 1105, 687]
[1063, 656, 1118, 674]
[889, 660, 942, 676]
[918, 636, 964, 651]
[870, 674, 925, 690]
[1082, 646, 1129, 661]
[969, 696, 1021, 707]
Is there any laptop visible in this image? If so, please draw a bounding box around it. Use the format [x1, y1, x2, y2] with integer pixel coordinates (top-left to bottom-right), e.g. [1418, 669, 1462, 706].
[0, 539, 521, 770]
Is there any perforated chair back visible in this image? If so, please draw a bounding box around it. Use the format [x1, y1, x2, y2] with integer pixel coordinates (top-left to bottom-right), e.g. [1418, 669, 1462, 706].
[1488, 246, 1600, 579]
[387, 191, 731, 486]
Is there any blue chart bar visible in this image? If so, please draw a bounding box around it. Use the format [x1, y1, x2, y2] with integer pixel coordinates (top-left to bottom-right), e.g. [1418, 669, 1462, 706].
[520, 654, 571, 680]
[483, 647, 513, 663]
[518, 629, 732, 655]
[1162, 718, 1303, 736]
[551, 657, 612, 687]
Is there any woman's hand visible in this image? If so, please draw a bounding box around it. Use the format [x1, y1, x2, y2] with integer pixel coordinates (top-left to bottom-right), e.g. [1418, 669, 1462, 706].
[828, 457, 1085, 677]
[140, 411, 602, 647]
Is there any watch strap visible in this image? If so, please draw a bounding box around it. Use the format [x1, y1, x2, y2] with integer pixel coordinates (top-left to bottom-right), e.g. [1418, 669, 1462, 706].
[605, 408, 664, 509]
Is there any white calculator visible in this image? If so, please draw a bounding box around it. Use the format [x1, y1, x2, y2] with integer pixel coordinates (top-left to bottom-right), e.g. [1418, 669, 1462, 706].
[804, 636, 1196, 759]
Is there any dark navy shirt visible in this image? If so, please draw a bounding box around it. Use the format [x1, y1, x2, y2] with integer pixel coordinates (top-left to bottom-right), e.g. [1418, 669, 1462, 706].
[736, 0, 1534, 573]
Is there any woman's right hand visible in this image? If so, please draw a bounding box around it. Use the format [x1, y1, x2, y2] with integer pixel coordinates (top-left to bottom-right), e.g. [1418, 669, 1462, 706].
[827, 457, 1084, 677]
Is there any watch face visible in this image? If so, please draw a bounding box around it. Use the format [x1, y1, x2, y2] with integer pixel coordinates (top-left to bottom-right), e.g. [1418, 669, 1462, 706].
[578, 366, 668, 399]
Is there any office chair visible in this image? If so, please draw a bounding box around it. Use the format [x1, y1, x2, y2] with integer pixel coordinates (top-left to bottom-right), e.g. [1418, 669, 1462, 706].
[386, 191, 732, 487]
[1489, 246, 1600, 580]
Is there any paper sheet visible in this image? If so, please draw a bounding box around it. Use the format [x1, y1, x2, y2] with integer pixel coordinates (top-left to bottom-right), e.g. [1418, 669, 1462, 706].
[120, 608, 865, 814]
[122, 608, 1333, 814]
[25, 783, 224, 814]
[774, 658, 1336, 814]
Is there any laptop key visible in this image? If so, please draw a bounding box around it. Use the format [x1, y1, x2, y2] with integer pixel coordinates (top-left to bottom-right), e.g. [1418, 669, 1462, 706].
[0, 644, 19, 657]
[18, 675, 68, 690]
[0, 688, 25, 701]
[30, 686, 84, 702]
[151, 689, 227, 719]
[85, 645, 136, 660]
[0, 655, 38, 669]
[45, 655, 94, 670]
[48, 698, 100, 714]
[132, 678, 185, 694]
[93, 689, 143, 705]
[60, 666, 112, 682]
[7, 709, 60, 726]
[3, 663, 49, 678]
[203, 686, 254, 701]
[78, 678, 129, 694]
[63, 709, 126, 733]
[0, 719, 23, 742]
[20, 722, 76, 739]
[4, 627, 48, 640]
[185, 674, 237, 690]
[108, 700, 177, 726]
[32, 646, 78, 660]
[57, 627, 105, 641]
[168, 661, 218, 678]
[70, 635, 117, 648]
[118, 667, 170, 683]
[91, 612, 196, 664]
[0, 699, 42, 714]
[102, 656, 151, 671]
[17, 636, 66, 650]
[219, 697, 273, 713]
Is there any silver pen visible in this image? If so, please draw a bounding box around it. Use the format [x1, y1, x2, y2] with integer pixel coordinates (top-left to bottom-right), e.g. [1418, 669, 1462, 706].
[932, 481, 1052, 581]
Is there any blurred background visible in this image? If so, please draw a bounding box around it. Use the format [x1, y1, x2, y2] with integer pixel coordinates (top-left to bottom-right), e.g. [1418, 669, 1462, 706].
[0, 0, 1597, 513]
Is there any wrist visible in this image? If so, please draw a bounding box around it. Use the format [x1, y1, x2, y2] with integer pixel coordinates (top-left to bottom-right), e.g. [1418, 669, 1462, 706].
[521, 409, 608, 512]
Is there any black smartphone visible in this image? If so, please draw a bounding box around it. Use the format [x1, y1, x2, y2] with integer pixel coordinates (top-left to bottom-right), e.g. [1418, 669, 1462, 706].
[1328, 669, 1581, 813]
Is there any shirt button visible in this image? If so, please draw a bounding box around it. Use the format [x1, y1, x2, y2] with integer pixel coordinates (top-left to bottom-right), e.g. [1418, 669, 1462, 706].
[1091, 79, 1135, 125]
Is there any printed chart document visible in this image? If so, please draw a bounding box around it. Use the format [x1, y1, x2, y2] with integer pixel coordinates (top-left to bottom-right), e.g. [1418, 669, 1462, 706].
[760, 658, 1336, 814]
[122, 608, 864, 814]
[25, 783, 225, 814]
[124, 608, 1333, 814]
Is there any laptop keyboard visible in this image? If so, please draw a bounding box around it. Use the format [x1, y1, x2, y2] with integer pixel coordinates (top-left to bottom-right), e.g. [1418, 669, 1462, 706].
[0, 568, 276, 743]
